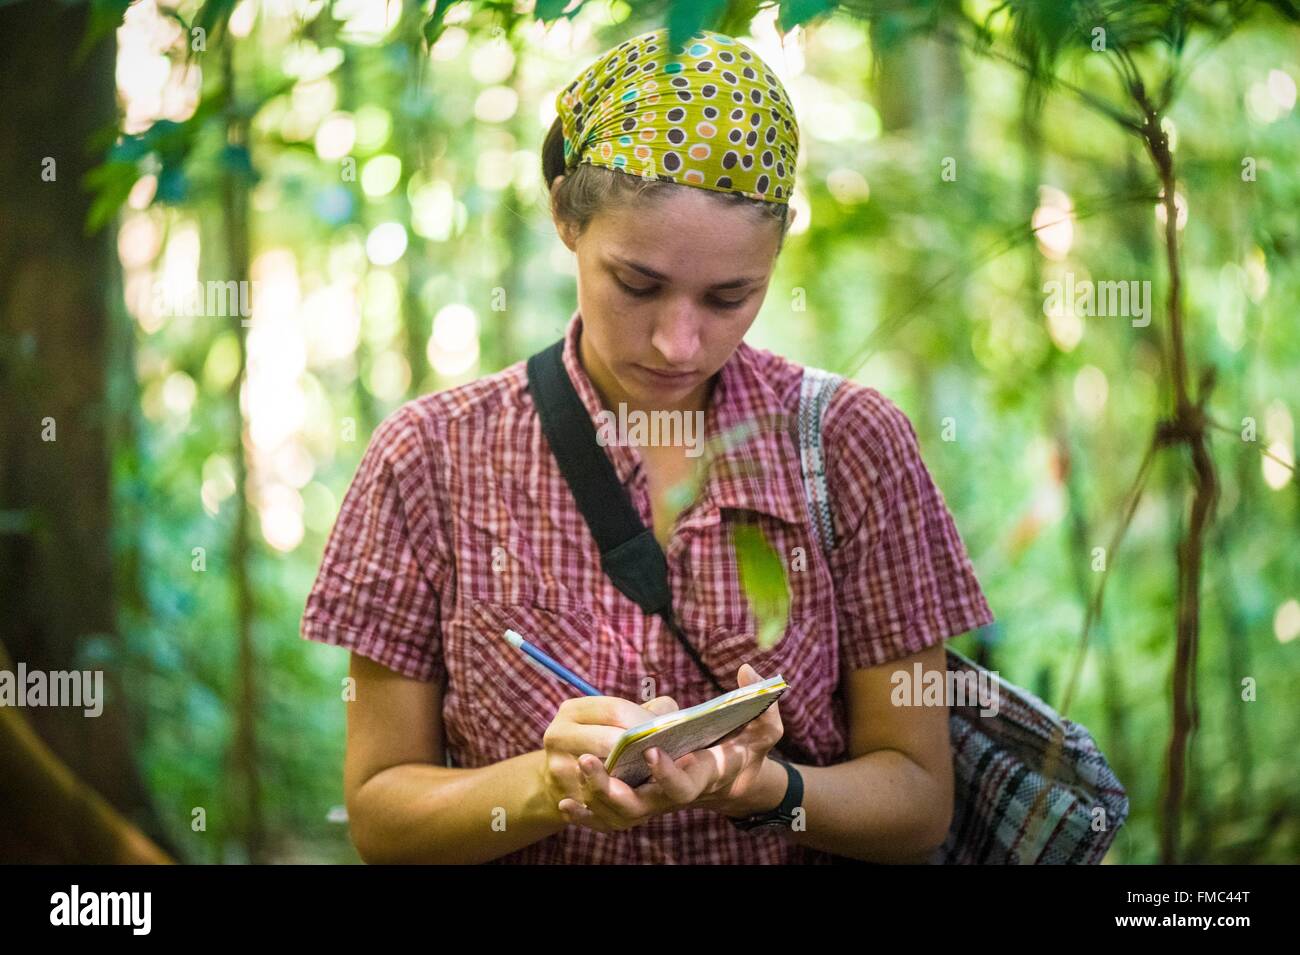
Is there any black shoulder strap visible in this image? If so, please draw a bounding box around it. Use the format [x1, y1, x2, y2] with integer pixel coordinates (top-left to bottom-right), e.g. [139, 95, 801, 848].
[526, 341, 671, 615]
[526, 340, 726, 695]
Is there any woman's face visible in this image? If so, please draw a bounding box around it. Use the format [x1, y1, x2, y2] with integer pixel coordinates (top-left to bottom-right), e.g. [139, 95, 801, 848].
[553, 178, 788, 412]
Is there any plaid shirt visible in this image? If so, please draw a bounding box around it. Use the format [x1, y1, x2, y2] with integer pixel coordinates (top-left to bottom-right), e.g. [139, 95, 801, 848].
[301, 310, 994, 864]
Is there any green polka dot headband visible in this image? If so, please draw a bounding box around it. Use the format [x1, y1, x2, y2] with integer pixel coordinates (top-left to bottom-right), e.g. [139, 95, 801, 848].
[556, 28, 799, 204]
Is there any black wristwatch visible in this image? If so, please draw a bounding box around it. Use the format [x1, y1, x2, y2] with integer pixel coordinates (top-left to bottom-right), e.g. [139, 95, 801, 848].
[728, 757, 803, 832]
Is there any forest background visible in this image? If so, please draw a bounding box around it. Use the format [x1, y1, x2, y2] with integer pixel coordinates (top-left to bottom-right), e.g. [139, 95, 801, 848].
[0, 0, 1296, 864]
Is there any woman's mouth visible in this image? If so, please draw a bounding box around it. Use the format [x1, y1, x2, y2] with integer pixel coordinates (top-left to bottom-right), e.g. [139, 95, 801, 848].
[634, 364, 696, 384]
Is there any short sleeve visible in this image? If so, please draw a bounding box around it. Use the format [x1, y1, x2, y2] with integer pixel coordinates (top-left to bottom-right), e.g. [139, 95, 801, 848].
[823, 385, 994, 671]
[300, 403, 450, 683]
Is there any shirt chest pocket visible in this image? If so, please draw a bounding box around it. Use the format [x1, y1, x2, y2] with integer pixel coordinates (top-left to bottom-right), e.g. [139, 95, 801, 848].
[459, 591, 604, 755]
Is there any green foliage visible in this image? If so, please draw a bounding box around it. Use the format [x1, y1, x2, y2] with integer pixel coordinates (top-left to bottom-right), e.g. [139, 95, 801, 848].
[778, 0, 839, 32]
[731, 522, 792, 651]
[423, 0, 463, 45]
[75, 0, 137, 64]
[85, 115, 205, 232]
[78, 0, 1300, 864]
[193, 0, 239, 43]
[535, 0, 582, 23]
[667, 0, 728, 47]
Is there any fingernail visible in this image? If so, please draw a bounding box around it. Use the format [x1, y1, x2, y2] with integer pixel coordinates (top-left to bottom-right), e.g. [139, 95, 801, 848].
[646, 748, 657, 764]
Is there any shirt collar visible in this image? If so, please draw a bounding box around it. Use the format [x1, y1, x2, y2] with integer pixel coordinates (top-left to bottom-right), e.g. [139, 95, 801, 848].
[560, 309, 644, 485]
[557, 309, 808, 528]
[704, 333, 808, 527]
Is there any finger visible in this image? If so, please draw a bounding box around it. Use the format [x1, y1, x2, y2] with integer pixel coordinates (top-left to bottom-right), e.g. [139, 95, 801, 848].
[560, 695, 660, 730]
[737, 664, 783, 732]
[641, 695, 679, 717]
[544, 721, 627, 759]
[644, 746, 704, 804]
[569, 778, 642, 833]
[665, 749, 726, 796]
[549, 755, 592, 803]
[580, 753, 640, 809]
[580, 753, 653, 820]
[737, 673, 783, 734]
[760, 697, 784, 735]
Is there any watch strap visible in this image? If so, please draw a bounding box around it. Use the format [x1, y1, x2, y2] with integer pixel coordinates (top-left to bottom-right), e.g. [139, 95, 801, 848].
[729, 757, 802, 831]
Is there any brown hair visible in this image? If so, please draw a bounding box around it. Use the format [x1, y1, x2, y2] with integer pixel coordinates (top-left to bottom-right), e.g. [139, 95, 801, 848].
[542, 116, 791, 252]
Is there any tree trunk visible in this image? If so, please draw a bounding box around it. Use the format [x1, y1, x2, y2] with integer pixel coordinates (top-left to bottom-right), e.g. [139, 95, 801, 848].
[219, 43, 265, 864]
[0, 0, 170, 857]
[0, 641, 171, 863]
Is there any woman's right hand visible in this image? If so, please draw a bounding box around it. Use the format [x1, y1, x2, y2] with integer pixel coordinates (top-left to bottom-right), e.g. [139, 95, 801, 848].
[538, 694, 679, 825]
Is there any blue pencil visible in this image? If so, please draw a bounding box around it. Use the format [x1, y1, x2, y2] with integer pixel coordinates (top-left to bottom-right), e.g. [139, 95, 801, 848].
[502, 629, 604, 697]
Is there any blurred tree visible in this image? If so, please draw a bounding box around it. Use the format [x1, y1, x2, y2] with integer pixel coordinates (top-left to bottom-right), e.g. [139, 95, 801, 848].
[0, 0, 171, 859]
[839, 0, 1300, 861]
[0, 641, 171, 862]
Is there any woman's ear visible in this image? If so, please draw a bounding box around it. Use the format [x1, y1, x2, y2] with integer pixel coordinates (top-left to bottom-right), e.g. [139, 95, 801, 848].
[550, 175, 576, 251]
[554, 218, 577, 252]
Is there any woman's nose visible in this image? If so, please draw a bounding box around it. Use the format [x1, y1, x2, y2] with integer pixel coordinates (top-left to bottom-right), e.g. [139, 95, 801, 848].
[649, 302, 702, 367]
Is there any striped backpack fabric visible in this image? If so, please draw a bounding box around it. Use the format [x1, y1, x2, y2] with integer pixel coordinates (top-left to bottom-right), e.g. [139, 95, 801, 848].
[796, 367, 1130, 864]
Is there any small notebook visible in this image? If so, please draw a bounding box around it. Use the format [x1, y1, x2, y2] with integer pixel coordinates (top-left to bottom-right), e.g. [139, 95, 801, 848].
[603, 676, 788, 788]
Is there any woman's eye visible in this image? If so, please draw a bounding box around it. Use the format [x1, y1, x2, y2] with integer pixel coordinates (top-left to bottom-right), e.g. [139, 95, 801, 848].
[615, 275, 747, 310]
[616, 277, 656, 298]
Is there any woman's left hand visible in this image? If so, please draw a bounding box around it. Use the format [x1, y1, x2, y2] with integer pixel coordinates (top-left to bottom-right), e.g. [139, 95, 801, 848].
[558, 663, 784, 833]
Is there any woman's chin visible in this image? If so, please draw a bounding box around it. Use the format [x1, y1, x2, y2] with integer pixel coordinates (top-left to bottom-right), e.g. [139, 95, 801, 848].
[622, 364, 702, 402]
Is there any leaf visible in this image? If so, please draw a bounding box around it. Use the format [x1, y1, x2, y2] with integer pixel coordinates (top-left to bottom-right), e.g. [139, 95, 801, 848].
[778, 0, 836, 33]
[1261, 0, 1300, 22]
[75, 0, 136, 66]
[193, 0, 238, 41]
[731, 522, 791, 651]
[423, 0, 463, 46]
[82, 161, 138, 235]
[668, 0, 728, 50]
[535, 0, 579, 23]
[154, 164, 189, 204]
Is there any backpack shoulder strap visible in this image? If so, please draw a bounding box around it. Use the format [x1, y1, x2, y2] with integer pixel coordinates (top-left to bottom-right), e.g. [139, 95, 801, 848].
[797, 365, 845, 555]
[526, 339, 727, 696]
[526, 341, 672, 616]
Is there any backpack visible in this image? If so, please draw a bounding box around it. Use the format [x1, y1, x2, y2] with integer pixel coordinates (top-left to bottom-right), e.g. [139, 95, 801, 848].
[797, 366, 1129, 864]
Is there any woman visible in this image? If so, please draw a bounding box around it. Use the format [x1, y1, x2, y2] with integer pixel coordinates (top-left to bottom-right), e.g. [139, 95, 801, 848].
[301, 26, 994, 864]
